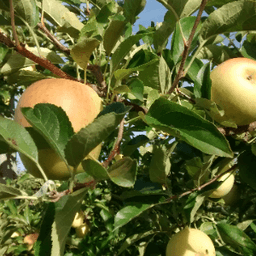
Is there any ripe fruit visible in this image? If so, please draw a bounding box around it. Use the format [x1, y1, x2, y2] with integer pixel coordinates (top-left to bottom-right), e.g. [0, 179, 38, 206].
[75, 223, 90, 238]
[211, 57, 256, 126]
[209, 172, 235, 198]
[14, 78, 102, 180]
[72, 211, 84, 228]
[24, 233, 39, 251]
[166, 227, 215, 256]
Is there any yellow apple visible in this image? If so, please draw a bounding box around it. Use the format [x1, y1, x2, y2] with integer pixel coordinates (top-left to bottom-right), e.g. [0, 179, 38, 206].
[72, 211, 84, 228]
[166, 227, 216, 256]
[24, 233, 39, 251]
[75, 223, 90, 238]
[211, 57, 256, 125]
[14, 78, 102, 180]
[209, 172, 235, 198]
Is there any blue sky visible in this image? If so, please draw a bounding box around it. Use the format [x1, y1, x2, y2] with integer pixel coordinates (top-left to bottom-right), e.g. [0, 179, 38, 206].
[134, 1, 166, 31]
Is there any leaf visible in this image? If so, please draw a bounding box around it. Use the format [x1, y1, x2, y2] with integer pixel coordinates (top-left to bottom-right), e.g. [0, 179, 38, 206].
[111, 32, 152, 72]
[238, 149, 256, 190]
[65, 103, 130, 167]
[0, 47, 64, 75]
[194, 62, 212, 99]
[36, 0, 83, 37]
[154, 0, 202, 52]
[82, 159, 109, 180]
[21, 103, 74, 160]
[34, 203, 55, 256]
[103, 14, 127, 55]
[123, 135, 150, 156]
[241, 40, 256, 59]
[200, 1, 256, 41]
[0, 0, 39, 27]
[159, 55, 172, 93]
[0, 183, 28, 200]
[149, 145, 171, 184]
[70, 38, 101, 70]
[123, 0, 146, 24]
[51, 188, 88, 256]
[144, 97, 233, 157]
[128, 78, 144, 101]
[114, 203, 153, 230]
[217, 223, 256, 254]
[108, 157, 137, 187]
[170, 16, 199, 64]
[0, 116, 38, 161]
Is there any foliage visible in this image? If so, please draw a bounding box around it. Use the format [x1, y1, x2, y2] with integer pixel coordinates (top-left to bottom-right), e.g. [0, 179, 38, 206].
[0, 0, 256, 255]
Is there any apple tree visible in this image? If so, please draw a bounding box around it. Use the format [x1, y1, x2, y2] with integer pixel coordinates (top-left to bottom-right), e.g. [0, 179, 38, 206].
[1, 0, 256, 255]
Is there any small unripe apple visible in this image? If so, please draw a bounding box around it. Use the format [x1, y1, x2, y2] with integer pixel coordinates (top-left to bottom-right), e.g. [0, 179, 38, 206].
[209, 172, 235, 198]
[211, 57, 256, 125]
[166, 227, 215, 256]
[72, 211, 84, 228]
[24, 233, 39, 251]
[114, 154, 123, 161]
[75, 223, 90, 238]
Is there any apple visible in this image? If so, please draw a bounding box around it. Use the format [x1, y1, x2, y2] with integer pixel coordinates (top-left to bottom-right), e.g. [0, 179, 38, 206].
[14, 78, 102, 180]
[211, 57, 256, 125]
[222, 184, 239, 206]
[72, 211, 85, 228]
[114, 154, 123, 161]
[24, 233, 39, 251]
[209, 172, 235, 198]
[75, 223, 90, 238]
[166, 227, 215, 256]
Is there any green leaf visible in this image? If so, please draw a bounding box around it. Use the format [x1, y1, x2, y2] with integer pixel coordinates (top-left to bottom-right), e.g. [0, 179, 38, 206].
[114, 203, 153, 230]
[0, 183, 28, 200]
[241, 40, 256, 60]
[238, 149, 256, 190]
[194, 62, 212, 99]
[103, 14, 127, 55]
[36, 0, 83, 37]
[21, 103, 74, 160]
[82, 159, 109, 180]
[65, 103, 130, 167]
[108, 157, 137, 187]
[159, 55, 172, 93]
[71, 38, 101, 70]
[128, 78, 144, 101]
[0, 116, 38, 161]
[170, 16, 199, 64]
[0, 47, 64, 75]
[154, 0, 202, 52]
[111, 32, 152, 72]
[144, 97, 233, 157]
[123, 135, 150, 156]
[200, 0, 256, 41]
[149, 145, 171, 184]
[51, 188, 88, 256]
[123, 0, 146, 24]
[217, 223, 256, 254]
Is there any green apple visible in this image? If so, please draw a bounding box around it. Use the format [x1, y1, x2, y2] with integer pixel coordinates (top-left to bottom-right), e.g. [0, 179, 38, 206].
[211, 57, 256, 125]
[166, 227, 215, 256]
[209, 172, 235, 198]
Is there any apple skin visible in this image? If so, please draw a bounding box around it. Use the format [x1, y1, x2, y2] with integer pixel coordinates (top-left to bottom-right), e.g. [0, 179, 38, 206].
[72, 211, 84, 228]
[75, 223, 90, 238]
[209, 172, 235, 199]
[211, 57, 256, 126]
[24, 233, 39, 251]
[14, 78, 102, 180]
[166, 227, 215, 256]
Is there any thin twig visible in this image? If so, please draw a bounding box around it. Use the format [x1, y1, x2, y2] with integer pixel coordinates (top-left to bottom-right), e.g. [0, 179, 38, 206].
[166, 164, 237, 202]
[9, 0, 21, 50]
[168, 0, 208, 94]
[102, 118, 125, 168]
[37, 23, 71, 55]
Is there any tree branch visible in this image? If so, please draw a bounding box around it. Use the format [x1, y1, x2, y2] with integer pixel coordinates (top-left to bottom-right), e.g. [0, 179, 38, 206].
[168, 0, 208, 94]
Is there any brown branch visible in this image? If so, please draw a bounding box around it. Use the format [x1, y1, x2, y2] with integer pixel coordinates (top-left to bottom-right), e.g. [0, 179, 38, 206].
[102, 118, 125, 168]
[37, 23, 71, 55]
[9, 0, 22, 51]
[87, 64, 107, 89]
[168, 0, 208, 94]
[166, 164, 237, 202]
[122, 100, 148, 114]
